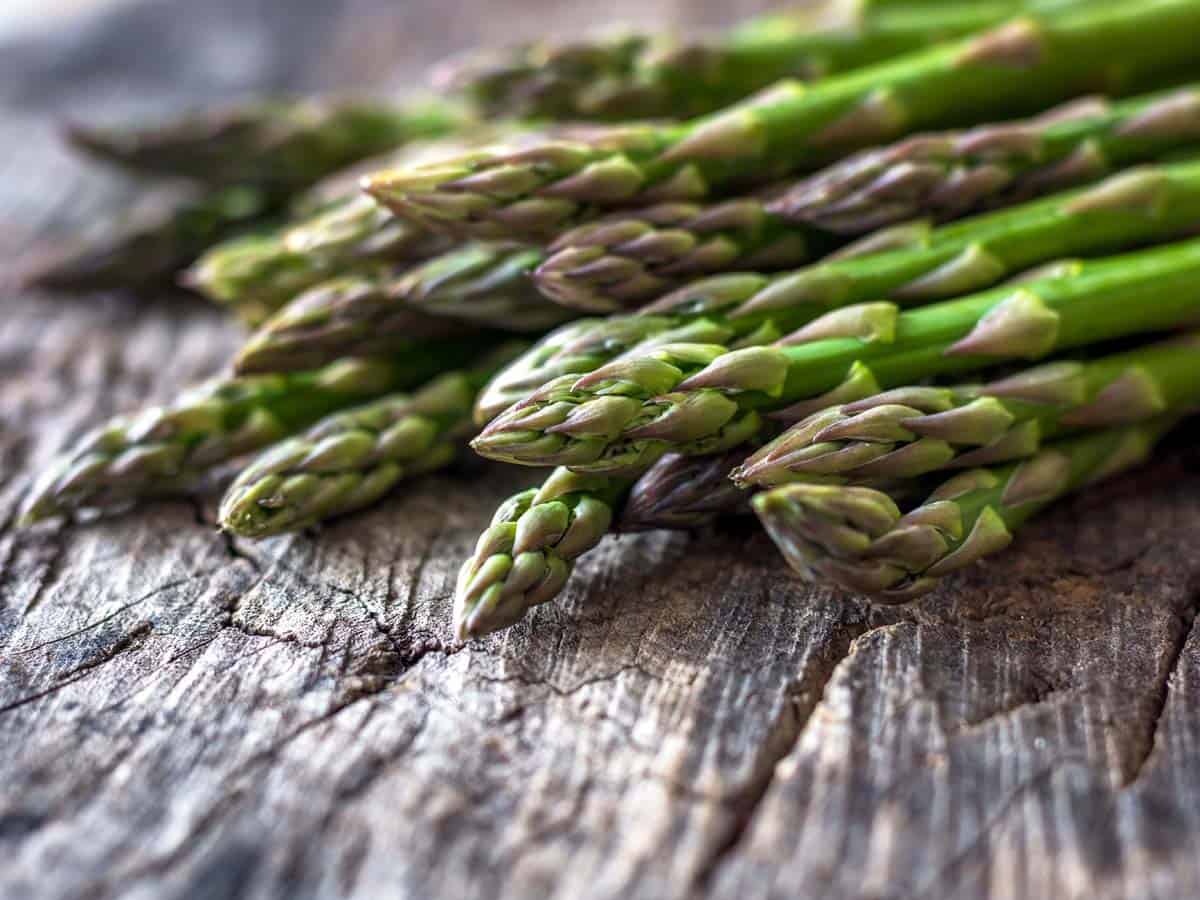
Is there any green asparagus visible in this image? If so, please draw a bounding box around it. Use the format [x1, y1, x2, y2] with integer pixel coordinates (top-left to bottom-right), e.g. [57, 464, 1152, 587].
[460, 326, 886, 635]
[472, 237, 1200, 472]
[234, 243, 572, 375]
[68, 97, 472, 188]
[455, 443, 772, 638]
[474, 314, 758, 425]
[231, 271, 495, 375]
[25, 183, 279, 293]
[20, 340, 493, 523]
[454, 468, 635, 640]
[220, 346, 526, 537]
[533, 192, 821, 313]
[770, 84, 1200, 232]
[183, 128, 551, 319]
[183, 195, 451, 325]
[734, 332, 1200, 487]
[367, 1, 1200, 240]
[752, 417, 1180, 599]
[437, 1, 1084, 122]
[476, 161, 1200, 421]
[619, 448, 754, 531]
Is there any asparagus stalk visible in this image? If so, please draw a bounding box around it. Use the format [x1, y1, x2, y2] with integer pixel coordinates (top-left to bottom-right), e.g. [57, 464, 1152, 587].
[474, 314, 764, 425]
[734, 332, 1200, 487]
[234, 243, 572, 375]
[19, 338, 493, 523]
[367, 1, 1200, 240]
[454, 469, 635, 640]
[475, 161, 1200, 421]
[753, 417, 1181, 599]
[619, 449, 754, 531]
[184, 194, 451, 325]
[37, 130, 499, 300]
[770, 84, 1200, 232]
[457, 333, 911, 638]
[24, 183, 280, 294]
[472, 236, 1200, 472]
[436, 1, 1079, 122]
[219, 345, 527, 537]
[67, 97, 472, 188]
[533, 193, 821, 313]
[182, 128, 551, 319]
[231, 272, 497, 375]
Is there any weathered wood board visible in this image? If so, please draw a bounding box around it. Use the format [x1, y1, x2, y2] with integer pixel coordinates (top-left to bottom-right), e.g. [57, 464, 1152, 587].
[2, 2, 1199, 898]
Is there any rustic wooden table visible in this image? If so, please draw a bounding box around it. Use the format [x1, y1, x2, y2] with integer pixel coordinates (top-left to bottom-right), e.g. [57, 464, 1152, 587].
[3, 1, 1200, 898]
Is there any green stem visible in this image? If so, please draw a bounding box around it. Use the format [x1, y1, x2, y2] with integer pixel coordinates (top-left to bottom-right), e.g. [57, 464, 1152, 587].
[370, 0, 1200, 240]
[735, 332, 1200, 486]
[473, 236, 1200, 472]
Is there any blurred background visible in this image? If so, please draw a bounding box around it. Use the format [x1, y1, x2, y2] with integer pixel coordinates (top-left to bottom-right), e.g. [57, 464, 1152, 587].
[0, 0, 776, 269]
[0, 0, 779, 113]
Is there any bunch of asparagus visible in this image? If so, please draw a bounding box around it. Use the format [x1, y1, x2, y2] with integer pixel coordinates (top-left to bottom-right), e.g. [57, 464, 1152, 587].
[24, 0, 1200, 644]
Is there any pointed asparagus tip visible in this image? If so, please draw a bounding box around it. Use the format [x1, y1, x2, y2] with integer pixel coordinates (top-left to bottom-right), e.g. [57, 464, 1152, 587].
[61, 120, 122, 158]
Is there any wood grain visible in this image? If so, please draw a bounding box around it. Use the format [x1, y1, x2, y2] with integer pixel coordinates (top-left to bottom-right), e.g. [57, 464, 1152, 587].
[1, 2, 1198, 898]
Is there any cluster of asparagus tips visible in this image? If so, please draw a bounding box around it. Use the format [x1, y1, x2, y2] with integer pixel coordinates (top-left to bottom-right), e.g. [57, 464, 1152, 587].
[734, 332, 1200, 488]
[232, 242, 568, 375]
[19, 345, 490, 525]
[183, 195, 450, 325]
[533, 194, 814, 313]
[471, 237, 1200, 473]
[367, 1, 1200, 241]
[219, 347, 527, 537]
[769, 85, 1200, 233]
[752, 418, 1179, 600]
[468, 158, 1200, 431]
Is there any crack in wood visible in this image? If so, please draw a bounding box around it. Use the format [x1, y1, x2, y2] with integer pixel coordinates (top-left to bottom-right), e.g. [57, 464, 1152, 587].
[477, 663, 656, 697]
[691, 614, 888, 892]
[8, 571, 222, 655]
[907, 755, 1096, 899]
[1123, 585, 1200, 788]
[0, 620, 153, 715]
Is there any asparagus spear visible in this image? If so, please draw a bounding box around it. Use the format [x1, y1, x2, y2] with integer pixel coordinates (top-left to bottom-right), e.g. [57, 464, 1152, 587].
[454, 469, 635, 640]
[67, 97, 472, 188]
[454, 450, 757, 639]
[474, 314, 761, 425]
[231, 272, 496, 375]
[437, 1, 1077, 122]
[458, 336, 906, 638]
[456, 333, 913, 638]
[19, 338, 493, 523]
[24, 183, 280, 294]
[734, 332, 1200, 487]
[753, 417, 1180, 599]
[367, 1, 1200, 240]
[219, 346, 527, 537]
[533, 193, 821, 313]
[183, 127, 554, 319]
[183, 194, 451, 325]
[234, 243, 572, 375]
[475, 161, 1200, 421]
[770, 84, 1200, 232]
[619, 449, 754, 531]
[472, 236, 1200, 472]
[36, 130, 496, 300]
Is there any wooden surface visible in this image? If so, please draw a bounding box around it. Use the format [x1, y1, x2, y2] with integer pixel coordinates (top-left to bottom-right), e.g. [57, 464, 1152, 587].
[3, 2, 1200, 898]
